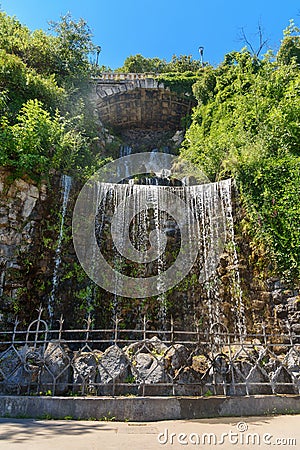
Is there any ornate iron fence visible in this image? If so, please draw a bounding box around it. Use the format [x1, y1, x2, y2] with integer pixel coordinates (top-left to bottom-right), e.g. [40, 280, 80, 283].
[0, 308, 299, 397]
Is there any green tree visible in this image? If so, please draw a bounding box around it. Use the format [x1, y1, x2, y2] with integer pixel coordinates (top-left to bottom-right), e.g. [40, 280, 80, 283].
[118, 53, 202, 74]
[118, 54, 167, 73]
[0, 11, 104, 181]
[277, 20, 300, 65]
[166, 54, 202, 73]
[181, 28, 300, 279]
[49, 13, 96, 79]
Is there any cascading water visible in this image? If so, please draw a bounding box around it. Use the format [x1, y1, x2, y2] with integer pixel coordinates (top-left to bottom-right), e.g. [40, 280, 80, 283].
[220, 179, 246, 336]
[118, 145, 132, 180]
[48, 174, 72, 323]
[109, 145, 133, 317]
[0, 269, 5, 298]
[94, 177, 245, 330]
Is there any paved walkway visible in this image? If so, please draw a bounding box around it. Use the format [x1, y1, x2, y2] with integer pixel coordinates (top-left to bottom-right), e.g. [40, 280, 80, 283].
[0, 415, 299, 449]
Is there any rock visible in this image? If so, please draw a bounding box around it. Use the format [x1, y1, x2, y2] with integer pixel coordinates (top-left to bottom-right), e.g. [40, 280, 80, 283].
[177, 366, 204, 384]
[0, 216, 8, 227]
[97, 345, 131, 394]
[291, 323, 300, 335]
[132, 352, 167, 384]
[259, 292, 271, 302]
[275, 304, 288, 319]
[228, 360, 272, 395]
[164, 344, 189, 373]
[73, 351, 101, 394]
[40, 342, 71, 395]
[40, 184, 47, 201]
[22, 221, 35, 243]
[175, 367, 204, 395]
[246, 365, 272, 395]
[8, 210, 17, 220]
[0, 346, 42, 394]
[212, 354, 229, 375]
[148, 336, 168, 354]
[124, 336, 169, 393]
[288, 297, 300, 312]
[286, 347, 300, 374]
[272, 366, 297, 394]
[263, 357, 282, 375]
[28, 185, 39, 199]
[22, 196, 37, 218]
[192, 354, 210, 373]
[15, 179, 30, 193]
[272, 289, 283, 305]
[125, 336, 168, 357]
[171, 130, 184, 147]
[252, 300, 265, 311]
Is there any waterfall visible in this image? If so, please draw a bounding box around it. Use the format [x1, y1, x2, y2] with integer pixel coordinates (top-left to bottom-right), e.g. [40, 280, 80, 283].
[0, 269, 5, 298]
[118, 145, 132, 180]
[151, 186, 167, 327]
[113, 145, 134, 318]
[95, 178, 244, 330]
[85, 181, 103, 318]
[48, 174, 72, 323]
[220, 179, 246, 336]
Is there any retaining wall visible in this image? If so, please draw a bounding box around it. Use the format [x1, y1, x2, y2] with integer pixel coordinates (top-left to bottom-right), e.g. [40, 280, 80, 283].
[0, 395, 299, 421]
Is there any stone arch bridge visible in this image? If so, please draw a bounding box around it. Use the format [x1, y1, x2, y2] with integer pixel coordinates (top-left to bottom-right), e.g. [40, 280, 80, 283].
[91, 73, 194, 131]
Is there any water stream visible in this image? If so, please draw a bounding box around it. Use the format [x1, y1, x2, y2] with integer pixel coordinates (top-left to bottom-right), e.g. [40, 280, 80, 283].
[48, 174, 72, 323]
[0, 269, 5, 298]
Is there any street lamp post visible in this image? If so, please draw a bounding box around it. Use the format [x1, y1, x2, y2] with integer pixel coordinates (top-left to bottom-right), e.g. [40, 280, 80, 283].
[96, 46, 102, 66]
[198, 46, 204, 68]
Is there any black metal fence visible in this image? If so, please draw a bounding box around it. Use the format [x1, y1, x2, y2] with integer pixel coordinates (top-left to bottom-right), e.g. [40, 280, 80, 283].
[0, 308, 299, 397]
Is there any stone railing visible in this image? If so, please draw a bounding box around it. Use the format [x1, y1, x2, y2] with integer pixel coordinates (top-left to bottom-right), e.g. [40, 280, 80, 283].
[94, 73, 164, 100]
[96, 72, 157, 82]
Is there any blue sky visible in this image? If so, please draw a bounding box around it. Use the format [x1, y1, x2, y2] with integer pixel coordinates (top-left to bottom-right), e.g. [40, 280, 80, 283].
[1, 0, 299, 69]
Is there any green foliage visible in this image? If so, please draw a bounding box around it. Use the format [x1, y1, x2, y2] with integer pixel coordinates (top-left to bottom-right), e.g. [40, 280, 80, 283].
[277, 20, 300, 65]
[0, 11, 98, 83]
[192, 67, 216, 104]
[118, 53, 201, 74]
[181, 23, 300, 280]
[0, 99, 96, 180]
[0, 100, 62, 177]
[0, 10, 104, 181]
[117, 54, 168, 73]
[166, 54, 202, 73]
[0, 49, 65, 116]
[49, 13, 97, 84]
[156, 71, 201, 97]
[238, 155, 300, 278]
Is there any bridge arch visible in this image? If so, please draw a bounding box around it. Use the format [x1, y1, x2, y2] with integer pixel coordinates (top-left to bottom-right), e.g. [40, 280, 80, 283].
[91, 73, 194, 131]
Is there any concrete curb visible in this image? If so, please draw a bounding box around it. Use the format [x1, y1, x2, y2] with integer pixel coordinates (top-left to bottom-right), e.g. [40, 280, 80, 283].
[0, 395, 300, 421]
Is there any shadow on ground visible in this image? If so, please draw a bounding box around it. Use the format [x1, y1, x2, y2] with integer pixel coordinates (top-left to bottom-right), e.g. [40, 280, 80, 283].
[0, 419, 116, 443]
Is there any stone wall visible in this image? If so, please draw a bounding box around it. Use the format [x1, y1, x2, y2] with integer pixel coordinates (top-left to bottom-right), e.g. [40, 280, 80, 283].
[0, 170, 47, 319]
[0, 170, 84, 326]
